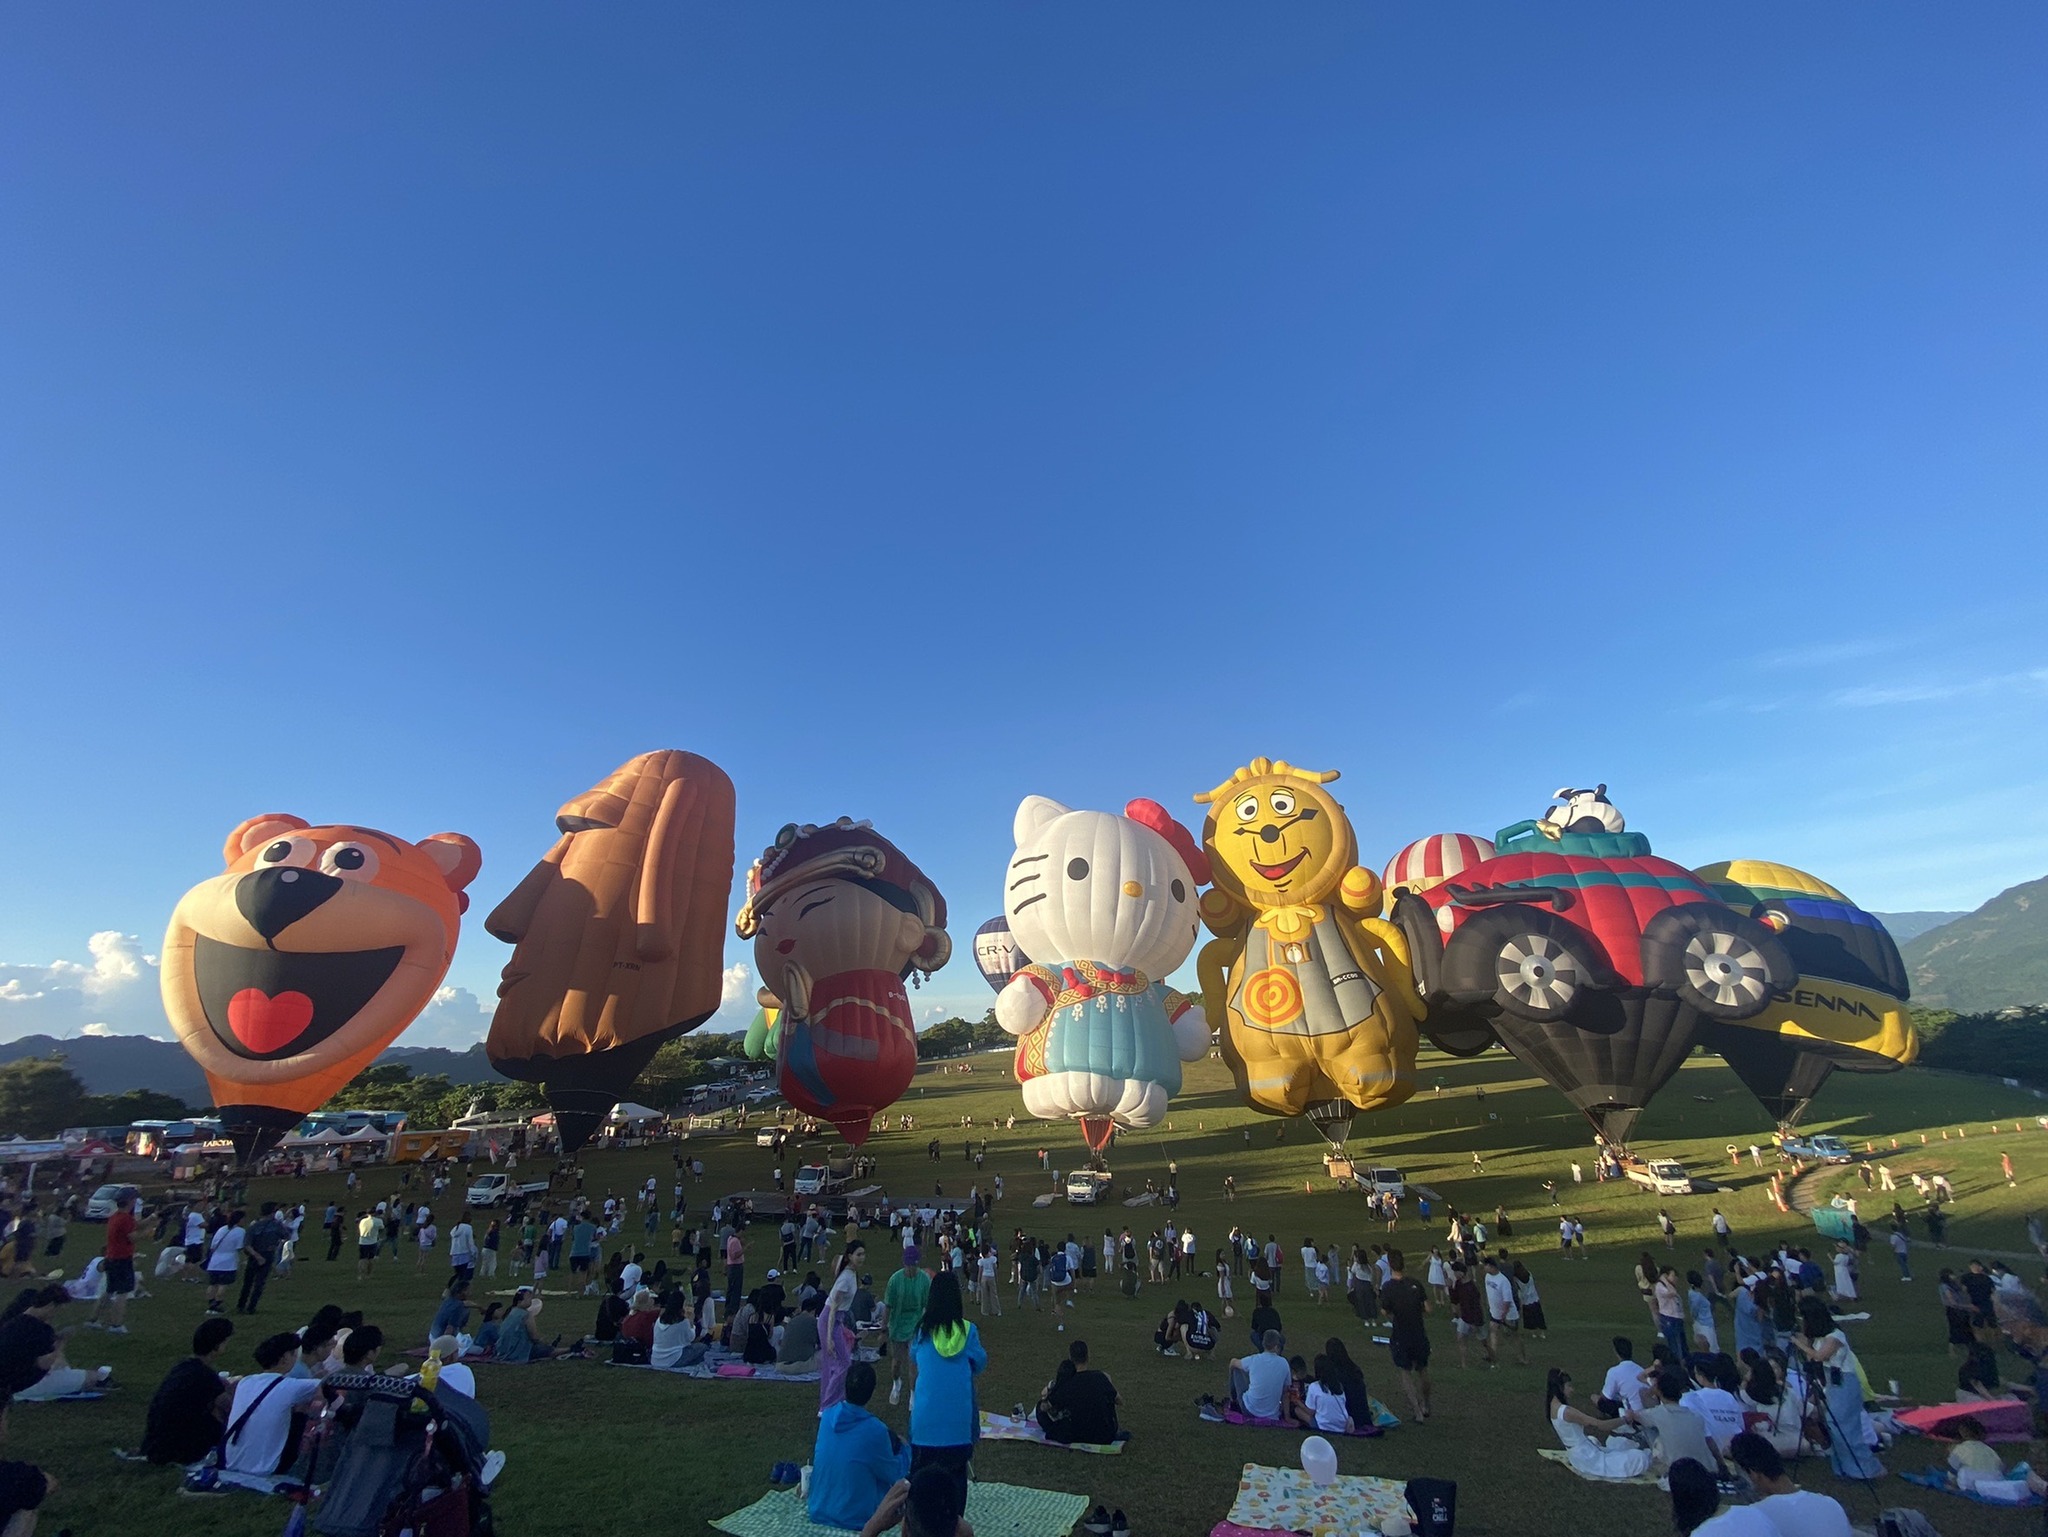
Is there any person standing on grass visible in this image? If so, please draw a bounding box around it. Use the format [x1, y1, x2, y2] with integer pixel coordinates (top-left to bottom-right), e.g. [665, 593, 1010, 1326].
[1380, 1251, 1439, 1423]
[1888, 1226, 1911, 1282]
[324, 1202, 343, 1263]
[448, 1215, 476, 1283]
[881, 1246, 931, 1408]
[1653, 1265, 1688, 1360]
[1482, 1256, 1525, 1366]
[203, 1210, 246, 1314]
[1659, 1209, 1678, 1250]
[908, 1271, 986, 1514]
[99, 1192, 137, 1335]
[1449, 1262, 1492, 1368]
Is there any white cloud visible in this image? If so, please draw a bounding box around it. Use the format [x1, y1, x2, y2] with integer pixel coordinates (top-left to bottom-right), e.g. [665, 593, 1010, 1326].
[1827, 669, 2048, 710]
[721, 963, 751, 1005]
[395, 986, 495, 1051]
[0, 933, 170, 1041]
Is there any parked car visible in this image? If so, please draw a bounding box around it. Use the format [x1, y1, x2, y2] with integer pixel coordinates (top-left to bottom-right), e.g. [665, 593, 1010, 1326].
[81, 1183, 140, 1221]
[755, 1127, 788, 1149]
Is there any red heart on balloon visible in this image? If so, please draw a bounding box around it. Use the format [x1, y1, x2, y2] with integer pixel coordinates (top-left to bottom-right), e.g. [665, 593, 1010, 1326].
[225, 988, 315, 1054]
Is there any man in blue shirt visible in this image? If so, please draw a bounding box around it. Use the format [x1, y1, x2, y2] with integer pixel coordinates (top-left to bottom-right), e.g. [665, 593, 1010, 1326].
[809, 1362, 908, 1529]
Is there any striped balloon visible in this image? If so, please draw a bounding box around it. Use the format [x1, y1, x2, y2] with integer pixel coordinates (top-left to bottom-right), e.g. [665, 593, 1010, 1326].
[1383, 832, 1497, 896]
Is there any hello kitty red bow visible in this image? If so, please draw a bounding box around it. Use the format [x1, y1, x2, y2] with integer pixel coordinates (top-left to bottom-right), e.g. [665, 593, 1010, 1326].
[1124, 798, 1211, 885]
[1060, 962, 1142, 999]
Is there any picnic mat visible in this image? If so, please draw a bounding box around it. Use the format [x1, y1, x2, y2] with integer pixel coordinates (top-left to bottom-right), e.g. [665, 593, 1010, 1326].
[978, 1410, 1124, 1454]
[1537, 1447, 1661, 1487]
[1222, 1462, 1410, 1534]
[1213, 1400, 1398, 1434]
[1895, 1399, 2033, 1441]
[715, 1481, 1089, 1537]
[1900, 1466, 2042, 1507]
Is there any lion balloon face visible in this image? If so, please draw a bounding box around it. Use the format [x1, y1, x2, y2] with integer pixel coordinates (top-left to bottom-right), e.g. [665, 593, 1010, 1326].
[1198, 760, 1356, 911]
[162, 816, 481, 1141]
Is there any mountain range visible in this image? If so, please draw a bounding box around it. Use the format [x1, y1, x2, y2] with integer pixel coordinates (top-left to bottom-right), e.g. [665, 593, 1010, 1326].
[1871, 911, 1968, 943]
[0, 1035, 508, 1110]
[7, 883, 2042, 1102]
[1900, 875, 2048, 1015]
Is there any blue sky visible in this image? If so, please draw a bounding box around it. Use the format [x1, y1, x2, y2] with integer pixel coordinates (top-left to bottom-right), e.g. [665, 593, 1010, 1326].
[2, 5, 2044, 1046]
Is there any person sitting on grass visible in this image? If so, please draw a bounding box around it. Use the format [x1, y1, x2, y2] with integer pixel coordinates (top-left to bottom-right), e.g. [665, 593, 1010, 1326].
[778, 1294, 824, 1372]
[492, 1291, 561, 1362]
[1248, 1295, 1283, 1343]
[1666, 1455, 1771, 1536]
[1948, 1415, 2005, 1481]
[1321, 1338, 1373, 1429]
[222, 1332, 325, 1477]
[1038, 1339, 1121, 1445]
[138, 1315, 235, 1465]
[856, 1465, 973, 1537]
[429, 1277, 471, 1348]
[1304, 1355, 1353, 1434]
[1213, 1329, 1308, 1424]
[810, 1361, 909, 1531]
[1628, 1366, 1719, 1477]
[1725, 1432, 1852, 1534]
[472, 1304, 505, 1358]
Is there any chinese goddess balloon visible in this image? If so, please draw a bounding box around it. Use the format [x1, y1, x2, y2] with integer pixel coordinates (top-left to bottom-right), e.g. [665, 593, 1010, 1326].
[995, 797, 1211, 1153]
[161, 815, 482, 1161]
[485, 751, 737, 1151]
[1195, 758, 1424, 1140]
[735, 818, 949, 1145]
[743, 999, 783, 1062]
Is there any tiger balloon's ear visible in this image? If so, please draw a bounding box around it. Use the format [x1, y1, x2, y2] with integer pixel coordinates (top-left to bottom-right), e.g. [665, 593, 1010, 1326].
[419, 833, 484, 894]
[223, 814, 310, 865]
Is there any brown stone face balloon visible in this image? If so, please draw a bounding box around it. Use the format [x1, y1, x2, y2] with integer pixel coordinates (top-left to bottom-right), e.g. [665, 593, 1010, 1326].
[484, 751, 737, 1149]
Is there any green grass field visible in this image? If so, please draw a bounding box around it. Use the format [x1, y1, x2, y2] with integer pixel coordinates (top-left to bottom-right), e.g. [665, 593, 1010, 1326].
[16, 1047, 2048, 1536]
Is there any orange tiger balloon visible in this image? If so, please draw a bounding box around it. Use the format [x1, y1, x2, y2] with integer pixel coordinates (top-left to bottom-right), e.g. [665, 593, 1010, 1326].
[161, 816, 482, 1160]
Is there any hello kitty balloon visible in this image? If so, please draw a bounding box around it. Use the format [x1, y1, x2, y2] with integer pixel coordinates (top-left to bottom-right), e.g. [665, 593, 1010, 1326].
[996, 796, 1212, 1151]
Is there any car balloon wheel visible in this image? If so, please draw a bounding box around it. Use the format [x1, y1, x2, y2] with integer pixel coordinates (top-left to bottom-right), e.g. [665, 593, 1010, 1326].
[1496, 934, 1580, 1015]
[1683, 931, 1771, 1012]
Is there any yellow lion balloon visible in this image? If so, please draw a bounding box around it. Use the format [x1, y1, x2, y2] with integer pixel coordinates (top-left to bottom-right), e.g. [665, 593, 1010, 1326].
[1195, 758, 1423, 1127]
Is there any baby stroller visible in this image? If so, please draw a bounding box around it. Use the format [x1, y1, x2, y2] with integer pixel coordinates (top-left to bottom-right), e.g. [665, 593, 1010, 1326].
[313, 1371, 494, 1537]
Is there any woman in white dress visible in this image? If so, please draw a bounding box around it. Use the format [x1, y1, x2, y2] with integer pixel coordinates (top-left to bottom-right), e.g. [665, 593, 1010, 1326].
[1546, 1369, 1652, 1479]
[1425, 1248, 1449, 1302]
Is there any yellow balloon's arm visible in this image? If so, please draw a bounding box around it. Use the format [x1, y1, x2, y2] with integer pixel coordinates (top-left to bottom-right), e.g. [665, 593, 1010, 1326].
[1199, 888, 1252, 940]
[1353, 914, 1426, 1025]
[1337, 866, 1384, 918]
[1197, 935, 1242, 1026]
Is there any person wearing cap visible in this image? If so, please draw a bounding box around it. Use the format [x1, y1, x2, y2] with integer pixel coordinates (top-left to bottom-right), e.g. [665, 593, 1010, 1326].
[881, 1247, 932, 1407]
[759, 1269, 789, 1324]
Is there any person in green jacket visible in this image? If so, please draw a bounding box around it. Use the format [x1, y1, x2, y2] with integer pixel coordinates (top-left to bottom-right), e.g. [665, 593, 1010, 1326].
[880, 1247, 932, 1407]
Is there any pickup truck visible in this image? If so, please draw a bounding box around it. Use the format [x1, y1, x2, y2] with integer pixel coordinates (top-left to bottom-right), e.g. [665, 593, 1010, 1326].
[1065, 1170, 1113, 1205]
[1622, 1158, 1695, 1197]
[466, 1174, 552, 1208]
[794, 1161, 853, 1198]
